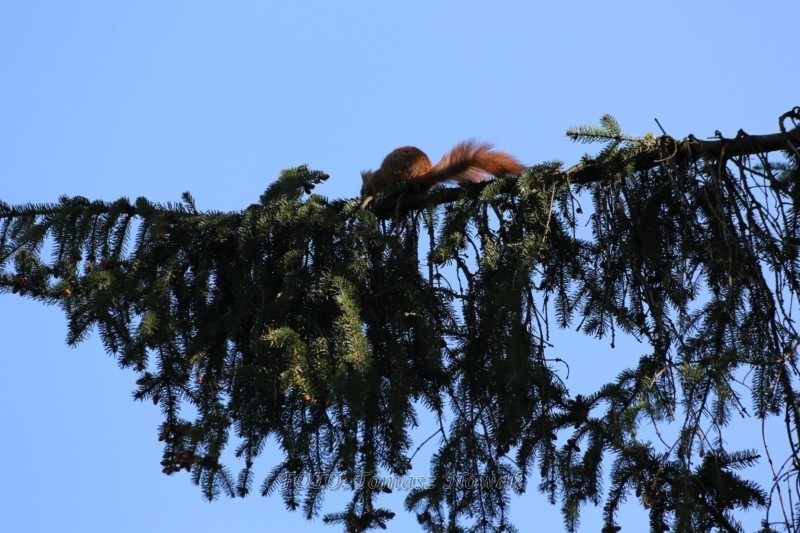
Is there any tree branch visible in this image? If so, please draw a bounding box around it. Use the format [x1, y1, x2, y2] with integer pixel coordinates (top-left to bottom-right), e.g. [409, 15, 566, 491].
[366, 124, 800, 217]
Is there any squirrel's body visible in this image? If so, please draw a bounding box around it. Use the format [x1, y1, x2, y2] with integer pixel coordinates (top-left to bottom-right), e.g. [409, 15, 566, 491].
[361, 140, 524, 197]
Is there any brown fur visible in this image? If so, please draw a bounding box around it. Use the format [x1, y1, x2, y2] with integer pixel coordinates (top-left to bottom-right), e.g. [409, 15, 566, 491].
[361, 140, 524, 197]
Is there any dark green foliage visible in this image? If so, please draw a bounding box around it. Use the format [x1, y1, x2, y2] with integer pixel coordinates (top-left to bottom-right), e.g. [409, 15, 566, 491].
[3, 110, 800, 532]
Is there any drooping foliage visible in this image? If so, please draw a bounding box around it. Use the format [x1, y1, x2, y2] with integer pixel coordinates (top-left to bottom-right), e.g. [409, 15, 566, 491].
[2, 108, 800, 532]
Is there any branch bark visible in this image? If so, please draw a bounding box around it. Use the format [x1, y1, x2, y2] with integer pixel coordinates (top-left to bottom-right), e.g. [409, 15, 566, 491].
[567, 126, 800, 183]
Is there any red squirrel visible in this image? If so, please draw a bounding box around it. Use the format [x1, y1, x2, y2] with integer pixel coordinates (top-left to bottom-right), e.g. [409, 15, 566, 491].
[360, 140, 524, 197]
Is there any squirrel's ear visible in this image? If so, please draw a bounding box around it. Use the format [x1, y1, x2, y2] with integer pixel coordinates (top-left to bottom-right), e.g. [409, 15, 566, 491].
[360, 170, 374, 197]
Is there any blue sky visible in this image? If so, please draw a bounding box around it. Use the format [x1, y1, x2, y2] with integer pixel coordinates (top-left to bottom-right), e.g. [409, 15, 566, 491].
[1, 2, 797, 532]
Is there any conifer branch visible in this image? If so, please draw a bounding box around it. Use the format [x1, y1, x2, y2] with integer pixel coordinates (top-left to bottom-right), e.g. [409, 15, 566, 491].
[365, 123, 800, 217]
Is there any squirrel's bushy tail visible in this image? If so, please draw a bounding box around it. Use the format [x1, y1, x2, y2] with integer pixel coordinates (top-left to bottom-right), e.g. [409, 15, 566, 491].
[418, 140, 525, 191]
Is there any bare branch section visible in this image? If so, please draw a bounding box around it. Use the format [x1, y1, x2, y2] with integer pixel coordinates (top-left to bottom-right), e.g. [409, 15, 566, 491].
[569, 125, 800, 183]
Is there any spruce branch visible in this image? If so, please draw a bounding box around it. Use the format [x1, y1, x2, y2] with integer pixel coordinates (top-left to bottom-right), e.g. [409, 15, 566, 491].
[365, 119, 800, 218]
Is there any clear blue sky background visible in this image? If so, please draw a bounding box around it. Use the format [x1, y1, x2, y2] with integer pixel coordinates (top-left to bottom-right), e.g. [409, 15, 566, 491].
[1, 2, 797, 532]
